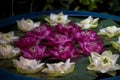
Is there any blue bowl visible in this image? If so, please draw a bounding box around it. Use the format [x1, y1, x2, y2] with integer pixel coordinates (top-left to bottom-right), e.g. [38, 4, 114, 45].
[0, 10, 120, 80]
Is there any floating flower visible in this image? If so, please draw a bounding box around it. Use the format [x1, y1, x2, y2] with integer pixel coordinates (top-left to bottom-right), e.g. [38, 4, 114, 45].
[0, 31, 19, 44]
[97, 26, 120, 38]
[76, 16, 99, 30]
[111, 36, 120, 52]
[56, 23, 74, 35]
[45, 12, 70, 26]
[42, 58, 75, 77]
[15, 36, 40, 49]
[13, 56, 45, 74]
[17, 18, 40, 32]
[87, 50, 120, 76]
[78, 30, 100, 42]
[49, 44, 75, 61]
[33, 24, 53, 39]
[47, 33, 73, 45]
[21, 45, 47, 60]
[0, 44, 20, 59]
[78, 41, 104, 55]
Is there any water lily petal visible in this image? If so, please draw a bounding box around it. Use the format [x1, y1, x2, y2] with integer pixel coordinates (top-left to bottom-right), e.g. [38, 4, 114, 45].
[101, 50, 112, 56]
[111, 36, 120, 52]
[98, 26, 120, 38]
[91, 52, 101, 60]
[49, 44, 75, 61]
[110, 54, 119, 65]
[21, 45, 46, 60]
[13, 56, 45, 74]
[42, 58, 75, 77]
[33, 22, 40, 28]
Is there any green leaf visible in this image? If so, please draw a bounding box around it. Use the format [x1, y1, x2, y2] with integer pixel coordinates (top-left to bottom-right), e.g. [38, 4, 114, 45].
[69, 17, 83, 23]
[14, 30, 24, 37]
[98, 19, 119, 29]
[55, 57, 97, 80]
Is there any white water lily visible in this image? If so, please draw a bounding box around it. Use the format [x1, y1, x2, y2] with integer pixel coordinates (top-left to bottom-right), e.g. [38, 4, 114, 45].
[13, 56, 45, 74]
[42, 58, 75, 77]
[0, 31, 19, 44]
[97, 26, 120, 38]
[87, 50, 120, 76]
[0, 44, 20, 59]
[17, 18, 40, 32]
[76, 16, 99, 30]
[111, 36, 120, 52]
[45, 12, 70, 26]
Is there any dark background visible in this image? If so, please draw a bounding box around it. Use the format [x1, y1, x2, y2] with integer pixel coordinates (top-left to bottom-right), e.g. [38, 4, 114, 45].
[0, 0, 120, 19]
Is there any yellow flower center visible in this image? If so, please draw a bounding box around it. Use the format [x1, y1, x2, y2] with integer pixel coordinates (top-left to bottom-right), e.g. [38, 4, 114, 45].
[103, 57, 109, 64]
[56, 16, 62, 23]
[101, 56, 112, 67]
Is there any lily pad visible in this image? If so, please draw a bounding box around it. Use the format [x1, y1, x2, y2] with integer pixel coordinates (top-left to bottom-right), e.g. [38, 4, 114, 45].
[98, 19, 119, 29]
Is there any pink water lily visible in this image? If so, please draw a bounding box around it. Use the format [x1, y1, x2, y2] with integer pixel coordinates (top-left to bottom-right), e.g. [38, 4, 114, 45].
[78, 41, 104, 55]
[49, 44, 75, 61]
[21, 45, 46, 60]
[33, 24, 53, 39]
[15, 36, 40, 49]
[47, 33, 73, 45]
[72, 29, 100, 41]
[71, 26, 82, 40]
[56, 22, 77, 35]
[79, 30, 100, 42]
[56, 23, 71, 35]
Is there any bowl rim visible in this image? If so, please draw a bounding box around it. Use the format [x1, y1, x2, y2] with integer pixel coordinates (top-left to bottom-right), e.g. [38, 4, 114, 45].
[0, 10, 120, 28]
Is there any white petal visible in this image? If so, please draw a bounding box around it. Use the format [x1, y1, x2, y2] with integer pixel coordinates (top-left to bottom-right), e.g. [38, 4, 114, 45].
[33, 22, 40, 28]
[84, 24, 91, 29]
[100, 29, 106, 33]
[91, 52, 101, 59]
[12, 36, 19, 41]
[11, 47, 20, 55]
[105, 26, 117, 33]
[118, 36, 120, 43]
[111, 54, 119, 64]
[88, 16, 93, 20]
[50, 13, 57, 21]
[47, 64, 54, 71]
[61, 15, 68, 21]
[102, 51, 111, 56]
[36, 63, 45, 68]
[0, 40, 7, 44]
[65, 58, 70, 65]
